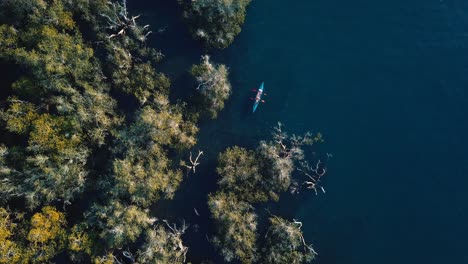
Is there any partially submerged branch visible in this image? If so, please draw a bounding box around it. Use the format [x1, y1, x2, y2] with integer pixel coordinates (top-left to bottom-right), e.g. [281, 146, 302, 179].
[296, 159, 328, 195]
[101, 0, 151, 42]
[183, 150, 204, 175]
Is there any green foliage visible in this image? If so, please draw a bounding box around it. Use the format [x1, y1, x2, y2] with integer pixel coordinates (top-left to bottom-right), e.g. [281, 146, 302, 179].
[257, 122, 325, 195]
[68, 0, 167, 105]
[135, 105, 198, 149]
[112, 144, 183, 207]
[92, 253, 116, 264]
[67, 223, 93, 262]
[216, 123, 324, 202]
[109, 104, 197, 207]
[136, 225, 188, 264]
[217, 146, 270, 202]
[0, 1, 120, 143]
[1, 100, 38, 134]
[0, 206, 70, 263]
[0, 207, 23, 264]
[0, 129, 89, 209]
[211, 124, 326, 264]
[0, 1, 328, 263]
[260, 216, 316, 264]
[26, 206, 67, 263]
[115, 62, 171, 105]
[191, 55, 231, 119]
[0, 0, 201, 261]
[87, 200, 156, 249]
[0, 0, 122, 209]
[180, 0, 252, 49]
[0, 0, 47, 26]
[208, 192, 257, 264]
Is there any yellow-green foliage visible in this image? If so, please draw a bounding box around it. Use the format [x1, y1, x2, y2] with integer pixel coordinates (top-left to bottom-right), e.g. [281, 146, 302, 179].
[2, 100, 38, 134]
[191, 55, 231, 118]
[138, 106, 198, 149]
[0, 1, 118, 144]
[24, 206, 66, 263]
[216, 146, 270, 202]
[0, 0, 120, 209]
[110, 103, 197, 207]
[0, 208, 22, 264]
[28, 206, 66, 244]
[89, 200, 156, 249]
[181, 0, 252, 49]
[29, 114, 81, 154]
[260, 216, 316, 264]
[137, 225, 187, 264]
[114, 62, 171, 105]
[208, 192, 257, 264]
[67, 225, 92, 254]
[113, 146, 183, 206]
[92, 253, 116, 264]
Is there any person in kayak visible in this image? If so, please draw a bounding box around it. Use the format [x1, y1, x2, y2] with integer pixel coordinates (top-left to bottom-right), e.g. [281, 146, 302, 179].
[255, 92, 261, 101]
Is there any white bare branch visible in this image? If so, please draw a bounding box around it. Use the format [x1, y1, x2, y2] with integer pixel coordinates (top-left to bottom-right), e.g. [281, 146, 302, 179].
[184, 150, 203, 175]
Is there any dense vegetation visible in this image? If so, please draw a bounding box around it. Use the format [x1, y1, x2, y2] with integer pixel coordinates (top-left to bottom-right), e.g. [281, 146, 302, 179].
[209, 123, 327, 264]
[179, 0, 251, 49]
[191, 55, 231, 119]
[0, 0, 195, 262]
[0, 0, 328, 263]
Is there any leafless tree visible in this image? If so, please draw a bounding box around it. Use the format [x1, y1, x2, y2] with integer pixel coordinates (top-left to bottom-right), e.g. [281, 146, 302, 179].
[183, 150, 203, 175]
[296, 159, 328, 195]
[100, 0, 152, 41]
[163, 219, 189, 263]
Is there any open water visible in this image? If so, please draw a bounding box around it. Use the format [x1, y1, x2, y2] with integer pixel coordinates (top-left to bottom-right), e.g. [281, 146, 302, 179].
[130, 1, 468, 263]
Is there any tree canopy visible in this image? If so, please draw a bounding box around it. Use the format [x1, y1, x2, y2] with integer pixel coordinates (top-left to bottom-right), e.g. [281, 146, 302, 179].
[0, 205, 68, 263]
[179, 0, 251, 49]
[209, 192, 258, 264]
[209, 123, 326, 264]
[260, 216, 317, 264]
[191, 55, 232, 119]
[0, 1, 329, 263]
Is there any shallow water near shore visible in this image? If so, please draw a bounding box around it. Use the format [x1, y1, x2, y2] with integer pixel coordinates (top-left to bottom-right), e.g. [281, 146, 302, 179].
[130, 1, 468, 263]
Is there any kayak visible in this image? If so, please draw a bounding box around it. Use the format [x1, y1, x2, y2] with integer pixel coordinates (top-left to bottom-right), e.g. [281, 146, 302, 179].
[252, 82, 264, 113]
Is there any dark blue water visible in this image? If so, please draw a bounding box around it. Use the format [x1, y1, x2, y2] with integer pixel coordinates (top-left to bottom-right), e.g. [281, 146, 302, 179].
[131, 1, 468, 263]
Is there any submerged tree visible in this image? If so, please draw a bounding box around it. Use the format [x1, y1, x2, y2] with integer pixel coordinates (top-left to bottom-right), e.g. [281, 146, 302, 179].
[208, 192, 257, 264]
[0, 104, 89, 209]
[191, 55, 231, 118]
[215, 123, 326, 203]
[86, 200, 156, 249]
[258, 122, 324, 195]
[136, 221, 189, 264]
[179, 0, 252, 49]
[108, 104, 198, 207]
[0, 0, 201, 262]
[210, 123, 328, 263]
[260, 216, 316, 264]
[0, 0, 121, 209]
[69, 0, 168, 105]
[216, 146, 273, 203]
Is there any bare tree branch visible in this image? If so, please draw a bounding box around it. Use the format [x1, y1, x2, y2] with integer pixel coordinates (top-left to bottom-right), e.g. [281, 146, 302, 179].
[183, 150, 203, 175]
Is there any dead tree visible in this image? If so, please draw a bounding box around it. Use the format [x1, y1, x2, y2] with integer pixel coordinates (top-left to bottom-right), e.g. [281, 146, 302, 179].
[272, 122, 311, 160]
[162, 219, 189, 263]
[101, 0, 152, 42]
[195, 55, 228, 93]
[183, 150, 203, 175]
[296, 159, 327, 195]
